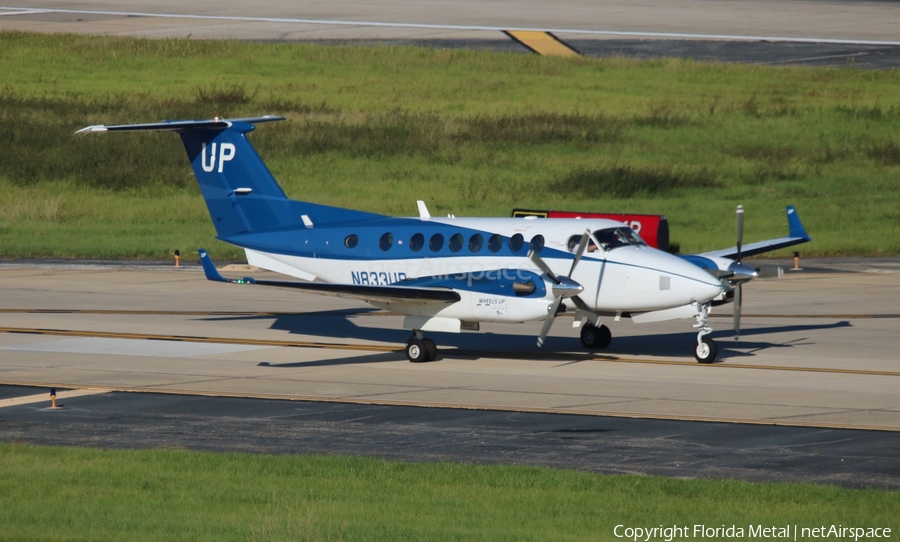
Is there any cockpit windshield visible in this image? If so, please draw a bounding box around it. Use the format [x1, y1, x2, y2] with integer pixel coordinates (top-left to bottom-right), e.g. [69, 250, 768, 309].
[591, 227, 647, 251]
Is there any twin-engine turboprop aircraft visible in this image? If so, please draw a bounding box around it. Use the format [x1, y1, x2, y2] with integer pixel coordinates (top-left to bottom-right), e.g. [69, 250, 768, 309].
[77, 116, 810, 363]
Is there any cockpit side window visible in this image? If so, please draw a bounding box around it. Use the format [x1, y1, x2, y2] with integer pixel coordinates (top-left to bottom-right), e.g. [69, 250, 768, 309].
[592, 227, 647, 251]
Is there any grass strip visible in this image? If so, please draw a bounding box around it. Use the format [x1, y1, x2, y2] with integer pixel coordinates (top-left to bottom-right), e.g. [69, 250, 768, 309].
[0, 442, 897, 541]
[1, 31, 900, 258]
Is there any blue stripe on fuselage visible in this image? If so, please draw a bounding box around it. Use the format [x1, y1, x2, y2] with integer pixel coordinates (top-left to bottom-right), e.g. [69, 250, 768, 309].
[220, 216, 563, 261]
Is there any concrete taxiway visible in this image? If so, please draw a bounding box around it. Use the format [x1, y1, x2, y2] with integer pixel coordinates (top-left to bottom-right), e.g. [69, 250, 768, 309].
[1, 261, 899, 433]
[3, 1, 900, 67]
[3, 0, 899, 43]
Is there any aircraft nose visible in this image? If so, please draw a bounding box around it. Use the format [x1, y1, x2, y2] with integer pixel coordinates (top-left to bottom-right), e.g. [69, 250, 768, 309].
[673, 254, 727, 302]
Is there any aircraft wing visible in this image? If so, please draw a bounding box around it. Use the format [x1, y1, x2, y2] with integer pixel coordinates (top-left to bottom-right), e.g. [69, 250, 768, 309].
[199, 250, 460, 305]
[700, 205, 811, 259]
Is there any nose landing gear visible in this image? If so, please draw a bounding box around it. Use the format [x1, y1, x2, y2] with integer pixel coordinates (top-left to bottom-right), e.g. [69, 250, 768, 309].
[693, 302, 718, 363]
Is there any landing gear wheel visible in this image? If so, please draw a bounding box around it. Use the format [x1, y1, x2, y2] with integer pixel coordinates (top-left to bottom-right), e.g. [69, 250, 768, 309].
[694, 336, 718, 364]
[580, 323, 611, 349]
[422, 338, 437, 361]
[406, 339, 429, 363]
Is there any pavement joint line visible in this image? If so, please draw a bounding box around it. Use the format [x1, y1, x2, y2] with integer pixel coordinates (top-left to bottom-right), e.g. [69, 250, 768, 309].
[3, 326, 900, 377]
[1, 379, 897, 433]
[2, 6, 900, 46]
[0, 387, 109, 408]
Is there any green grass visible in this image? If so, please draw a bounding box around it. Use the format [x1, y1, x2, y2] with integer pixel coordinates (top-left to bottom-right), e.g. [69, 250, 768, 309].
[0, 443, 897, 541]
[2, 31, 900, 259]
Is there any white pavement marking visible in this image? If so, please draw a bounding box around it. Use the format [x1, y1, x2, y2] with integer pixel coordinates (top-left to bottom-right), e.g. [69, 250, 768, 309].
[0, 9, 50, 16]
[1, 6, 899, 46]
[0, 388, 108, 408]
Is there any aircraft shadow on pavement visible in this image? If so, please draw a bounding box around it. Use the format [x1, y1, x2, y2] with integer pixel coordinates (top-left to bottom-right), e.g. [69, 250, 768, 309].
[258, 352, 402, 368]
[201, 310, 853, 364]
[606, 321, 852, 361]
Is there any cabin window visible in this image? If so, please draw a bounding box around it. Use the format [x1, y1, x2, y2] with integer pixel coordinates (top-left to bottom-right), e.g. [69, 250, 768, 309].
[468, 234, 483, 253]
[410, 233, 425, 252]
[509, 233, 524, 253]
[344, 234, 358, 249]
[429, 233, 444, 252]
[379, 232, 394, 251]
[530, 234, 545, 254]
[566, 234, 586, 252]
[449, 233, 464, 252]
[488, 234, 503, 253]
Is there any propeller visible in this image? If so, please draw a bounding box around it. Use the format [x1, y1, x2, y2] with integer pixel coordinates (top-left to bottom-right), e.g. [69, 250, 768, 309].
[734, 204, 744, 339]
[725, 205, 787, 340]
[530, 230, 591, 347]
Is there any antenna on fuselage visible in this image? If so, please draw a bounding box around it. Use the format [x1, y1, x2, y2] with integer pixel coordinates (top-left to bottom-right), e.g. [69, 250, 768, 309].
[416, 200, 431, 220]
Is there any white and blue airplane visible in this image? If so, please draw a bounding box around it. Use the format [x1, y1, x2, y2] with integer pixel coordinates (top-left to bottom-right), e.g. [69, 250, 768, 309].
[77, 116, 810, 363]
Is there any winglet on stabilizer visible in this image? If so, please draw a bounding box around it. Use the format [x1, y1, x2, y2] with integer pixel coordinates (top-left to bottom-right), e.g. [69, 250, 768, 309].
[199, 249, 257, 285]
[198, 249, 228, 283]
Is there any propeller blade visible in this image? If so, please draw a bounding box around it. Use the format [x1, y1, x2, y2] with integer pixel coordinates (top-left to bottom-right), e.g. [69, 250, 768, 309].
[736, 204, 744, 263]
[733, 283, 742, 340]
[529, 249, 559, 284]
[537, 296, 563, 347]
[567, 230, 591, 277]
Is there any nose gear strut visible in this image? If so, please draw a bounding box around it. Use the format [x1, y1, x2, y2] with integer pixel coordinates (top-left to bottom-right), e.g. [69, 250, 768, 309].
[692, 302, 718, 363]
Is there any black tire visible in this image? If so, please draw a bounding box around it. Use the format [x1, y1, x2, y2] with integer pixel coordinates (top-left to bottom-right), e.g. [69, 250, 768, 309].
[694, 336, 718, 363]
[580, 323, 611, 349]
[422, 338, 437, 361]
[406, 339, 429, 363]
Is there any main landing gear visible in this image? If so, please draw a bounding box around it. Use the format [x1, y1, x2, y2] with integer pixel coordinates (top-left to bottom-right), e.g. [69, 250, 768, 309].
[580, 322, 612, 349]
[406, 331, 437, 363]
[693, 302, 718, 363]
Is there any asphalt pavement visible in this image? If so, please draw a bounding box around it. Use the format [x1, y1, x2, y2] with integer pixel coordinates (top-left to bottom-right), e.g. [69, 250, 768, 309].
[3, 385, 898, 488]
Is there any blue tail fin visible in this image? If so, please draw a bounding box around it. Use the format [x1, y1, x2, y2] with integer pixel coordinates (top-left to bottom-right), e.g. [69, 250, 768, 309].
[77, 116, 382, 238]
[178, 119, 292, 236]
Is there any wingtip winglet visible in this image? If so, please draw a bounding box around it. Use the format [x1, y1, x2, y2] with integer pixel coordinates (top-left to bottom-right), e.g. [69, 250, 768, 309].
[785, 205, 811, 241]
[198, 248, 227, 282]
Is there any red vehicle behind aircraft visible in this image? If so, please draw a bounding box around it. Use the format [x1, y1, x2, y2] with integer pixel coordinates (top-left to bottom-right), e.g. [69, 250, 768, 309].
[512, 209, 670, 252]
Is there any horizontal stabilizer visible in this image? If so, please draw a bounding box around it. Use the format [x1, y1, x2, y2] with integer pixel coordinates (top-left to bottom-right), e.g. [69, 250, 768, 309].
[76, 116, 285, 134]
[78, 116, 384, 237]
